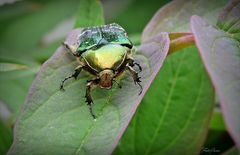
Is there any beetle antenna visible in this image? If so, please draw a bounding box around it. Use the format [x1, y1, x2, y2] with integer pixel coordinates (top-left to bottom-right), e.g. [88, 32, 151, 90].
[113, 79, 122, 89]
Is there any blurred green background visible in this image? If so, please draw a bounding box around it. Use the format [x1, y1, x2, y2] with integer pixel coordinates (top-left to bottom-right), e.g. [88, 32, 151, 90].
[0, 0, 235, 154]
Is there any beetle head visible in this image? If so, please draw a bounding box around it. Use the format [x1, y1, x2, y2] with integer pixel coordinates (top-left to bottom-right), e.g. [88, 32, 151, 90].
[99, 69, 114, 89]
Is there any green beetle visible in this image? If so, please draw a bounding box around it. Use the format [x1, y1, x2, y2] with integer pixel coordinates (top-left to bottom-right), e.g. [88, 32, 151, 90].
[60, 23, 142, 119]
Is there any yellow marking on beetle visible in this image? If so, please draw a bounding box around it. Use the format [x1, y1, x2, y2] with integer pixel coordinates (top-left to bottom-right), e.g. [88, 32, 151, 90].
[83, 44, 127, 71]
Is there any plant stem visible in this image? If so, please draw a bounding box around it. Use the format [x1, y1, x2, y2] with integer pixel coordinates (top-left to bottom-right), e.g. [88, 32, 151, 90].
[168, 33, 195, 55]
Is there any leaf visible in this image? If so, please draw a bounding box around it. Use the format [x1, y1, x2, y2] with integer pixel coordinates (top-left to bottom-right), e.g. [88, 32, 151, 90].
[0, 76, 35, 116]
[142, 0, 227, 42]
[0, 0, 79, 119]
[114, 0, 222, 154]
[222, 146, 240, 155]
[168, 32, 195, 54]
[106, 0, 169, 34]
[217, 0, 240, 40]
[113, 46, 215, 155]
[0, 0, 79, 112]
[74, 0, 104, 28]
[0, 56, 40, 116]
[0, 120, 12, 155]
[7, 28, 170, 154]
[0, 62, 27, 72]
[210, 111, 226, 131]
[191, 15, 240, 149]
[0, 0, 79, 55]
[0, 0, 19, 6]
[0, 52, 40, 112]
[129, 33, 141, 45]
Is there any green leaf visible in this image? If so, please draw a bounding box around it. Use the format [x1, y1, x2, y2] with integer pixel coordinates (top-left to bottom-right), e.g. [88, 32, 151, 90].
[191, 14, 240, 150]
[210, 111, 226, 131]
[0, 62, 27, 72]
[74, 0, 104, 28]
[0, 76, 35, 116]
[129, 33, 141, 45]
[142, 0, 227, 42]
[0, 56, 40, 116]
[169, 32, 195, 54]
[106, 0, 170, 34]
[0, 120, 12, 155]
[222, 146, 240, 155]
[113, 47, 214, 155]
[7, 28, 170, 155]
[0, 0, 78, 118]
[114, 0, 225, 154]
[0, 0, 79, 55]
[217, 0, 240, 41]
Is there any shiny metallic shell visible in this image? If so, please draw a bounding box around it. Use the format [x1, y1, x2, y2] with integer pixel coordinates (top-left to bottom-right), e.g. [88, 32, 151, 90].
[82, 44, 127, 72]
[76, 23, 132, 53]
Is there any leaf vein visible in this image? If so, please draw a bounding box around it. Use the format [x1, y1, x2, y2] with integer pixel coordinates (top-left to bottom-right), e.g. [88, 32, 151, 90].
[156, 72, 204, 154]
[144, 51, 187, 155]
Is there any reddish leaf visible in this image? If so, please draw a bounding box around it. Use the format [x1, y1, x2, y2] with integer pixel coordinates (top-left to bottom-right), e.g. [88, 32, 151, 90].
[142, 0, 227, 42]
[191, 15, 240, 150]
[7, 29, 170, 155]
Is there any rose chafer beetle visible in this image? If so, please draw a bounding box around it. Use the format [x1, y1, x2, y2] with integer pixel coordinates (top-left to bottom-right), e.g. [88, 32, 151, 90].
[60, 23, 142, 119]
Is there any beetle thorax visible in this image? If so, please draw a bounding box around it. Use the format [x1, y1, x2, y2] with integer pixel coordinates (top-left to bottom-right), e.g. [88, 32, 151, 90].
[99, 69, 114, 89]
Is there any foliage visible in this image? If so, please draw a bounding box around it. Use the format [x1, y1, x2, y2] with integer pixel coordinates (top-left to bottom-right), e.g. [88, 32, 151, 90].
[0, 0, 239, 155]
[191, 0, 240, 148]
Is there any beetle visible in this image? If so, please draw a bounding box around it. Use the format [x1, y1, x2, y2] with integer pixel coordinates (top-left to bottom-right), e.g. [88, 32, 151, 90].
[60, 23, 142, 119]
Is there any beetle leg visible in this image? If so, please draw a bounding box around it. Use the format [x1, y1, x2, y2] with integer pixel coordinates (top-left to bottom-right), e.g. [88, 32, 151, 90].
[133, 62, 142, 72]
[113, 79, 122, 89]
[85, 78, 99, 119]
[60, 65, 82, 91]
[126, 64, 143, 95]
[128, 58, 142, 73]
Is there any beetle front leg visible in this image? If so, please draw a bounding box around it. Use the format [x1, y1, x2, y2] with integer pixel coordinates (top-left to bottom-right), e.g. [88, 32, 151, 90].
[128, 58, 142, 73]
[133, 62, 142, 72]
[85, 79, 99, 119]
[60, 65, 82, 91]
[126, 64, 143, 95]
[112, 79, 122, 89]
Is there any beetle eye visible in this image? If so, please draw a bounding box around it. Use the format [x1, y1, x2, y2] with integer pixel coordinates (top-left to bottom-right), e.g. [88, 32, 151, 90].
[121, 43, 133, 49]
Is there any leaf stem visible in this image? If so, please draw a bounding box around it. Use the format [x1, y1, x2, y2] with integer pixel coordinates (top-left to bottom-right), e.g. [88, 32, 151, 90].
[168, 33, 195, 55]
